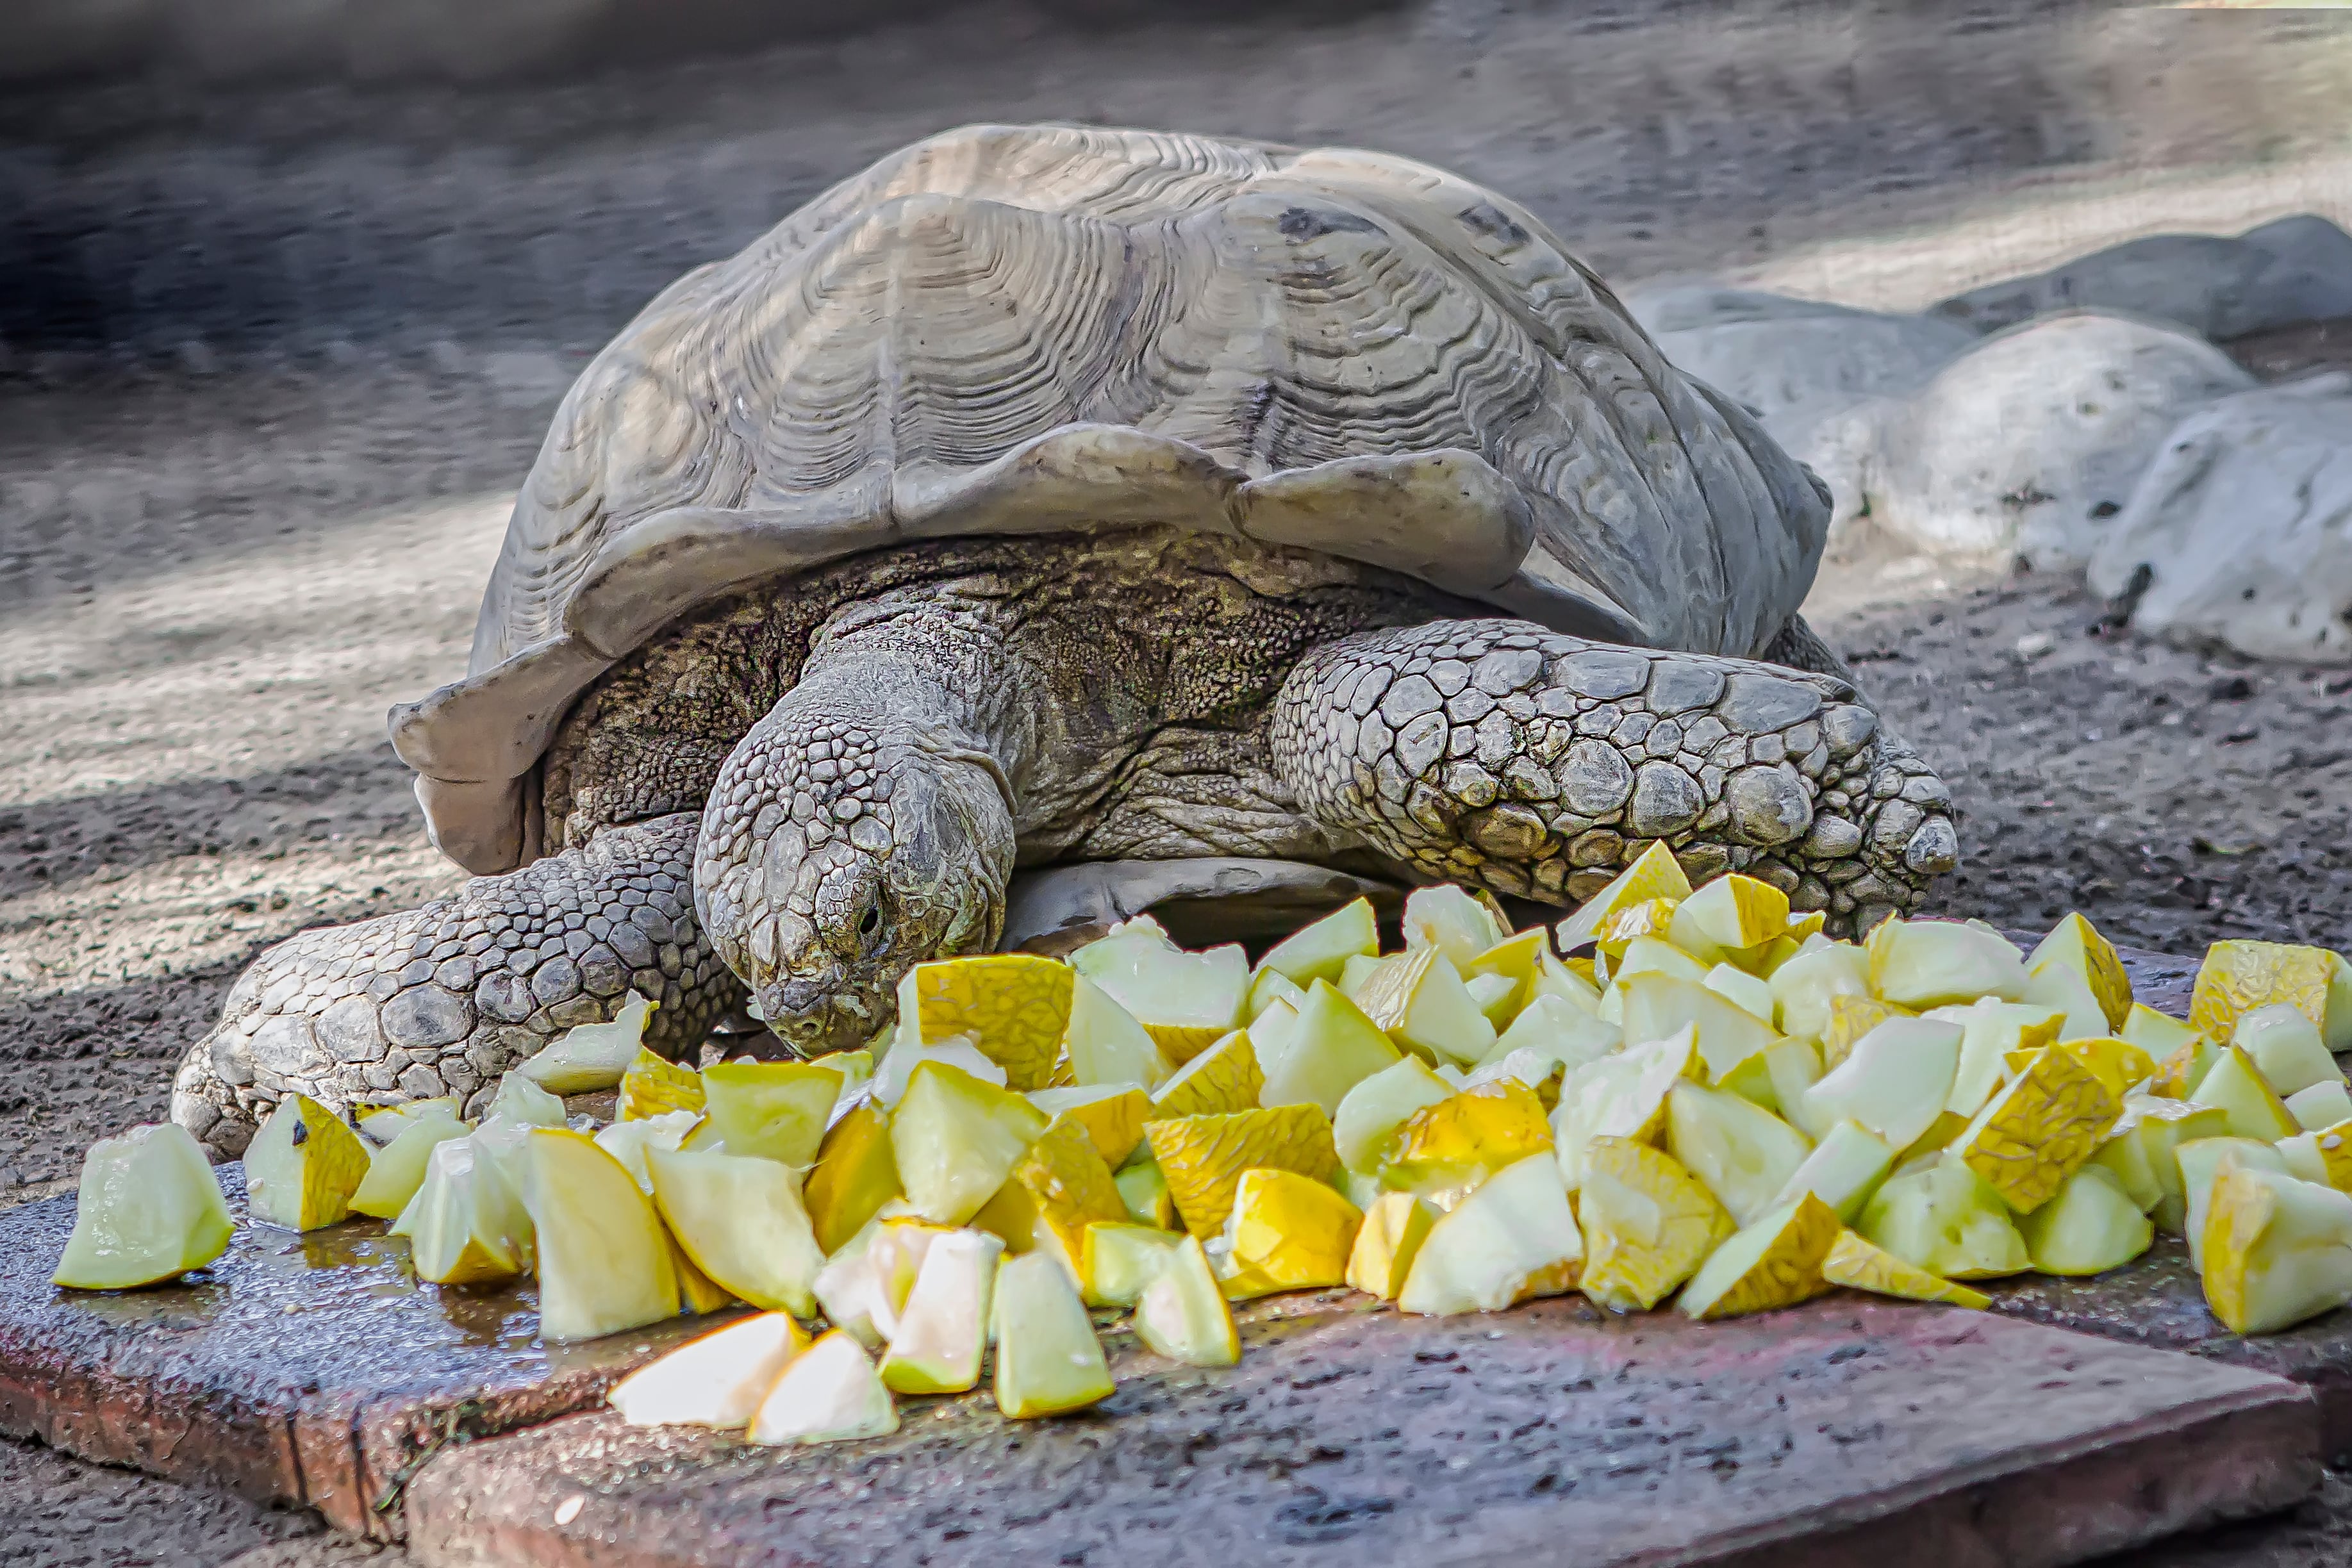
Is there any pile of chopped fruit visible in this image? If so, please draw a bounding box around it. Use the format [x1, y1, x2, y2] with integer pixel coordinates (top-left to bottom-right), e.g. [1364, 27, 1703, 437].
[50, 840, 2352, 1444]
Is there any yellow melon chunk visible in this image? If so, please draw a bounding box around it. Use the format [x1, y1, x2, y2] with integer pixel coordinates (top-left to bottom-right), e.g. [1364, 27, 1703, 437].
[1618, 972, 1778, 1084]
[2146, 1036, 2223, 1101]
[990, 1251, 1115, 1417]
[647, 1147, 825, 1316]
[1152, 1028, 1267, 1119]
[53, 1123, 235, 1291]
[407, 1139, 525, 1286]
[1768, 941, 1871, 1043]
[609, 1312, 807, 1429]
[803, 1103, 901, 1257]
[1353, 948, 1496, 1066]
[698, 1060, 844, 1166]
[617, 1048, 706, 1123]
[1081, 1220, 1184, 1307]
[1578, 1136, 1734, 1312]
[1678, 1192, 1841, 1319]
[973, 1118, 1127, 1282]
[245, 1093, 372, 1232]
[2191, 941, 2352, 1050]
[1346, 1190, 1438, 1300]
[890, 1060, 1048, 1226]
[2092, 1095, 2229, 1221]
[1819, 1229, 1991, 1308]
[1254, 897, 1379, 986]
[2189, 1044, 2301, 1143]
[1029, 1085, 1151, 1168]
[1866, 918, 2030, 1009]
[1114, 1159, 1177, 1229]
[1668, 873, 1790, 964]
[2019, 1164, 2152, 1276]
[908, 954, 1073, 1090]
[1070, 916, 1248, 1065]
[1403, 884, 1512, 966]
[347, 1109, 469, 1221]
[1380, 1080, 1553, 1205]
[1552, 1025, 1701, 1189]
[1666, 1078, 1813, 1226]
[1816, 994, 1908, 1071]
[515, 992, 656, 1093]
[1555, 840, 1693, 953]
[1214, 1168, 1362, 1296]
[1594, 897, 1683, 962]
[748, 1330, 899, 1445]
[2203, 1165, 2352, 1335]
[1857, 1161, 2031, 1280]
[1144, 1105, 1340, 1238]
[1056, 971, 1176, 1091]
[1953, 1043, 2122, 1214]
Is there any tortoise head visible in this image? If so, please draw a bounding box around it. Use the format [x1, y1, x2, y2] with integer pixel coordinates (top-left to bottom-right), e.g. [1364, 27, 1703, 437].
[693, 694, 1015, 1055]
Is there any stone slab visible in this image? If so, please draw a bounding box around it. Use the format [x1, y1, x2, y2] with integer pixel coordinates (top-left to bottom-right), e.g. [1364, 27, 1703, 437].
[404, 1294, 2317, 1568]
[2112, 942, 2198, 1018]
[1991, 1237, 2352, 1458]
[0, 1166, 730, 1540]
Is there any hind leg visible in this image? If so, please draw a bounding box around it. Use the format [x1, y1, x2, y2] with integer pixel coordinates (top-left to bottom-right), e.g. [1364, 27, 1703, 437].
[1270, 620, 1959, 934]
[171, 813, 741, 1157]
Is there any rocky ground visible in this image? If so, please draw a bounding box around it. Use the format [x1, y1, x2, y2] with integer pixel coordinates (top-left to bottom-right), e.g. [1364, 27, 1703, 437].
[5, 0, 2352, 1562]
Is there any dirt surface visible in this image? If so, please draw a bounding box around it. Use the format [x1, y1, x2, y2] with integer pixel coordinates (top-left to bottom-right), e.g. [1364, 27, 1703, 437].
[5, 0, 2352, 1563]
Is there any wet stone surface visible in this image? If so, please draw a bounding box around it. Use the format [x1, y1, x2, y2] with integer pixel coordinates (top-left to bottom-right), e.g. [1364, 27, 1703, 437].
[405, 1294, 2315, 1568]
[0, 1165, 731, 1540]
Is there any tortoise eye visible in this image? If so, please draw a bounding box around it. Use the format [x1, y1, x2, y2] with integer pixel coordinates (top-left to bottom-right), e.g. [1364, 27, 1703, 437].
[857, 900, 883, 948]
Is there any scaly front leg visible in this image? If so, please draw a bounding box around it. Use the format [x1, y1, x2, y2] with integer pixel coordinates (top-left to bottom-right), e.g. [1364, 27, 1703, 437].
[1270, 620, 1959, 934]
[172, 814, 740, 1157]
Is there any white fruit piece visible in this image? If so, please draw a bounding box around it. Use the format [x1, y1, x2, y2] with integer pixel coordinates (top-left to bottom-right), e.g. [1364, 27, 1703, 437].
[2203, 1166, 2352, 1335]
[1247, 968, 1307, 1021]
[1820, 1228, 1992, 1309]
[698, 1061, 845, 1166]
[458, 1119, 539, 1269]
[1763, 1037, 1824, 1126]
[1929, 1000, 2068, 1120]
[747, 1330, 899, 1445]
[1678, 1192, 1841, 1319]
[53, 1123, 235, 1291]
[2190, 1045, 2301, 1142]
[1703, 964, 1776, 1027]
[1530, 950, 1604, 1014]
[1133, 1235, 1242, 1366]
[1466, 930, 1550, 1016]
[1070, 916, 1248, 1064]
[408, 1139, 523, 1285]
[1767, 1119, 1896, 1223]
[1254, 897, 1380, 987]
[1337, 953, 1393, 1002]
[881, 1228, 1005, 1395]
[1081, 1221, 1184, 1308]
[348, 1109, 470, 1221]
[2177, 1137, 2289, 1270]
[486, 1073, 569, 1129]
[890, 1061, 1049, 1226]
[1332, 1057, 1458, 1175]
[2290, 1081, 2352, 1133]
[1403, 884, 1512, 967]
[1609, 936, 1709, 988]
[874, 1034, 1011, 1109]
[1262, 981, 1403, 1116]
[521, 1128, 679, 1342]
[1465, 972, 1523, 1030]
[990, 1251, 1116, 1417]
[1059, 973, 1175, 1091]
[1618, 973, 1777, 1084]
[1666, 1080, 1813, 1227]
[1578, 1138, 1733, 1312]
[1768, 941, 1871, 1044]
[1487, 994, 1619, 1077]
[1148, 1029, 1265, 1119]
[1857, 1161, 2032, 1280]
[647, 1148, 826, 1317]
[1799, 1017, 1962, 1152]
[2123, 1003, 2205, 1062]
[245, 1094, 372, 1232]
[2019, 1164, 2152, 1276]
[592, 1109, 704, 1194]
[353, 1097, 462, 1146]
[1551, 1025, 1701, 1189]
[515, 991, 656, 1093]
[1354, 948, 1496, 1066]
[2023, 963, 2109, 1042]
[1398, 1152, 1584, 1315]
[2093, 1096, 2228, 1221]
[812, 1234, 893, 1350]
[2190, 941, 2352, 1051]
[2235, 1005, 2342, 1100]
[1866, 919, 2030, 1009]
[610, 1313, 809, 1428]
[2026, 912, 2133, 1032]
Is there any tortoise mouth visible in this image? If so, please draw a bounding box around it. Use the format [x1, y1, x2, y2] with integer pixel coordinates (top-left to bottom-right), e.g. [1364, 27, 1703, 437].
[754, 975, 885, 1056]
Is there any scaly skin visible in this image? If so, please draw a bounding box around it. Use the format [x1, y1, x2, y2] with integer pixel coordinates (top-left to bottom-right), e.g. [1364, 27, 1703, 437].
[172, 815, 737, 1156]
[1268, 619, 1959, 932]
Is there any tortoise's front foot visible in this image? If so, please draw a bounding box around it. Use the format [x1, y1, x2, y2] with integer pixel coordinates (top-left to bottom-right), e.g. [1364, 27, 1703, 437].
[1270, 620, 1959, 936]
[172, 814, 737, 1158]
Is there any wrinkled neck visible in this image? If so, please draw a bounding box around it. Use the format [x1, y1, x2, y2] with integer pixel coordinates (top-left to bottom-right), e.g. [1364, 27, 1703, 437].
[796, 608, 1039, 816]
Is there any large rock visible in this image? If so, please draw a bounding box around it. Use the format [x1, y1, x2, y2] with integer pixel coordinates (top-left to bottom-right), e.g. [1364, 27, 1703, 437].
[1845, 311, 2255, 565]
[1932, 215, 2352, 342]
[2089, 375, 2352, 664]
[1653, 306, 1976, 530]
[1621, 282, 1881, 336]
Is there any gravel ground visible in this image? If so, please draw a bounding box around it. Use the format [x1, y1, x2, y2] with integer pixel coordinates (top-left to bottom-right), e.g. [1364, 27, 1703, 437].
[4, 1, 2352, 1562]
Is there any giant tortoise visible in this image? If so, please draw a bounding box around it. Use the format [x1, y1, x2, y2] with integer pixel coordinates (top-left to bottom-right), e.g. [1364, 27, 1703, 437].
[174, 124, 1959, 1153]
